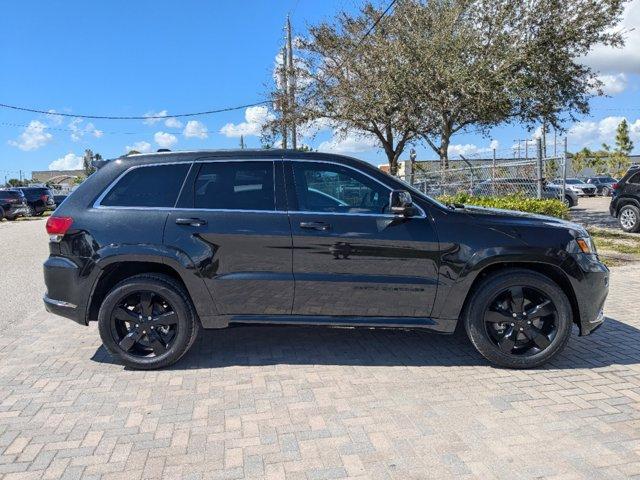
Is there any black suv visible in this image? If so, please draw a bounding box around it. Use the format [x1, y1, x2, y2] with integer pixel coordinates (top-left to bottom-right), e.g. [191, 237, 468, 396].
[0, 189, 29, 220]
[585, 176, 617, 196]
[43, 150, 609, 370]
[609, 166, 640, 232]
[11, 186, 56, 216]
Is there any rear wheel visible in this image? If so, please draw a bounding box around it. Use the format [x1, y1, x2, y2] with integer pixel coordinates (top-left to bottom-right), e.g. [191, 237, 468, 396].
[464, 269, 572, 369]
[98, 274, 200, 369]
[601, 186, 611, 196]
[618, 204, 640, 233]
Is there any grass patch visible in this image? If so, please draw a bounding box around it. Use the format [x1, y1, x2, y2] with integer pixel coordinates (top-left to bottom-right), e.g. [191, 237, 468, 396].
[588, 227, 640, 266]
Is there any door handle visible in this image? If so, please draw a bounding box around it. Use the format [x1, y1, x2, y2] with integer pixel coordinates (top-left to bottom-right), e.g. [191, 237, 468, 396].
[175, 217, 207, 227]
[300, 221, 331, 231]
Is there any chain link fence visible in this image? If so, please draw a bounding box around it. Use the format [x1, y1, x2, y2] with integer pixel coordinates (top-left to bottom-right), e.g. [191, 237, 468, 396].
[397, 154, 569, 202]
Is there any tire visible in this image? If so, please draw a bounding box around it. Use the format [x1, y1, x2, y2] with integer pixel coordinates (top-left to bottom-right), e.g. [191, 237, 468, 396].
[0, 207, 4, 221]
[618, 204, 640, 233]
[464, 269, 573, 369]
[25, 205, 35, 217]
[564, 195, 574, 208]
[6, 215, 16, 221]
[98, 274, 201, 369]
[601, 187, 611, 197]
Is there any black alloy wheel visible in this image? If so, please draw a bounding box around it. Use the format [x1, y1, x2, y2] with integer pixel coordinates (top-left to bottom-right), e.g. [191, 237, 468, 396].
[464, 269, 572, 369]
[483, 286, 557, 356]
[98, 274, 200, 369]
[110, 291, 178, 357]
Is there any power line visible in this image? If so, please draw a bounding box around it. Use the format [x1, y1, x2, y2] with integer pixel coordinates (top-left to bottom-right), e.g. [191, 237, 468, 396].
[0, 100, 270, 120]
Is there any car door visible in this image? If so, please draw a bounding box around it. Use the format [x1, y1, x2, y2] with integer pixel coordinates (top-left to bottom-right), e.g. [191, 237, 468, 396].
[164, 158, 294, 316]
[285, 159, 439, 319]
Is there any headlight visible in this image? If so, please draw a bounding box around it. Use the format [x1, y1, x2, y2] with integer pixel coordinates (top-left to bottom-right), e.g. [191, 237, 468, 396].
[569, 236, 596, 254]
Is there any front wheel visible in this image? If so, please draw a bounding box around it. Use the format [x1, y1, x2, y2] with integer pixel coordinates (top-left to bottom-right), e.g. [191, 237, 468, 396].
[601, 187, 611, 196]
[464, 269, 572, 369]
[618, 204, 640, 233]
[564, 195, 574, 208]
[98, 274, 200, 369]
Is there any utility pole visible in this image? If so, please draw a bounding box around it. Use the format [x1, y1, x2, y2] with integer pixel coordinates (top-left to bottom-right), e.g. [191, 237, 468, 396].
[286, 15, 297, 150]
[239, 135, 245, 149]
[536, 138, 543, 199]
[541, 121, 547, 159]
[525, 139, 529, 160]
[279, 45, 288, 150]
[553, 128, 557, 157]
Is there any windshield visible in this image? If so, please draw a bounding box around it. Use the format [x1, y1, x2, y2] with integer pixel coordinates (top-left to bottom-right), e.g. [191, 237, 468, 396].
[565, 179, 585, 185]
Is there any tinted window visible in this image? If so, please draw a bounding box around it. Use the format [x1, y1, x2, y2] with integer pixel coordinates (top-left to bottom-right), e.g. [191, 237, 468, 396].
[194, 161, 275, 210]
[292, 162, 389, 214]
[628, 172, 640, 185]
[0, 191, 21, 199]
[101, 163, 189, 207]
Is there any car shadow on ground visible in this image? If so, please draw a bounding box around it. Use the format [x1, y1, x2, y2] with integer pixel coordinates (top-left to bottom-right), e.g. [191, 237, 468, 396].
[90, 315, 640, 371]
[570, 205, 619, 229]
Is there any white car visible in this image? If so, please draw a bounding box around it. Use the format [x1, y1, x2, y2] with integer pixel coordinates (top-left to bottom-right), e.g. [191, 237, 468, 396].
[552, 178, 597, 197]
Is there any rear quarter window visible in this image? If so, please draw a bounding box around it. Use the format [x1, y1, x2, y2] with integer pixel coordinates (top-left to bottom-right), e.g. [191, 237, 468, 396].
[100, 163, 190, 207]
[628, 172, 640, 185]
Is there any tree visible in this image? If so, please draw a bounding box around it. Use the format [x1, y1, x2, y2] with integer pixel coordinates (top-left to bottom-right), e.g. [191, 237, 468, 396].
[83, 149, 96, 177]
[615, 119, 634, 156]
[6, 178, 25, 187]
[290, 0, 625, 172]
[126, 150, 140, 156]
[395, 0, 626, 167]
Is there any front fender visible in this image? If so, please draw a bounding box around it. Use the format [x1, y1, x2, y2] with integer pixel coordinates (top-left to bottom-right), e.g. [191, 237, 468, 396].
[432, 246, 571, 321]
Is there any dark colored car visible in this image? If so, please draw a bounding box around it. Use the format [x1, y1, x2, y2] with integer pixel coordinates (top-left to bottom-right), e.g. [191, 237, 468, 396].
[43, 150, 608, 370]
[609, 166, 640, 232]
[53, 194, 68, 206]
[11, 187, 56, 216]
[585, 176, 617, 196]
[472, 178, 579, 207]
[0, 189, 29, 220]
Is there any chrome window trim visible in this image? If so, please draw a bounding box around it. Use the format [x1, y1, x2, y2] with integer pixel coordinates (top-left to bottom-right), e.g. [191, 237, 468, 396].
[287, 158, 427, 218]
[93, 156, 426, 218]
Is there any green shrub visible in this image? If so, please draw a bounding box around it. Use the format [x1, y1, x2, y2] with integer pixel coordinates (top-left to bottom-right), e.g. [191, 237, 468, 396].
[436, 193, 569, 219]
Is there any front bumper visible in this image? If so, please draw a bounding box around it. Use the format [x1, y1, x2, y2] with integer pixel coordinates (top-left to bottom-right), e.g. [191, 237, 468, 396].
[566, 254, 609, 336]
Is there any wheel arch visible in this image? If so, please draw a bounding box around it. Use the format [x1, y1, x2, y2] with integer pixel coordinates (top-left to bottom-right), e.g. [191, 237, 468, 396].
[614, 196, 640, 215]
[460, 262, 581, 329]
[86, 259, 215, 324]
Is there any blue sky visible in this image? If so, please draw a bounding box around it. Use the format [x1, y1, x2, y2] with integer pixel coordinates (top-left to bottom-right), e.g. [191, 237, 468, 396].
[1, 0, 639, 180]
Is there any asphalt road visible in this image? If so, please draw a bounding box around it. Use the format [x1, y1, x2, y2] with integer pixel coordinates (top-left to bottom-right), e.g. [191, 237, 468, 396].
[0, 218, 49, 330]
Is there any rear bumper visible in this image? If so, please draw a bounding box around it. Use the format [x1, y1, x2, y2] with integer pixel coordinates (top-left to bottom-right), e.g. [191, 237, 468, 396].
[43, 256, 87, 325]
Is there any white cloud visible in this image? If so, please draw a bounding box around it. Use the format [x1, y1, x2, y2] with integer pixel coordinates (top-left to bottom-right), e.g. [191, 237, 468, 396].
[164, 117, 183, 128]
[124, 141, 152, 153]
[448, 140, 500, 157]
[154, 131, 178, 148]
[583, 0, 640, 73]
[8, 121, 53, 151]
[48, 152, 83, 170]
[143, 110, 168, 125]
[219, 106, 274, 138]
[184, 120, 209, 139]
[597, 73, 628, 95]
[568, 116, 640, 148]
[317, 131, 378, 154]
[46, 109, 63, 126]
[68, 118, 103, 141]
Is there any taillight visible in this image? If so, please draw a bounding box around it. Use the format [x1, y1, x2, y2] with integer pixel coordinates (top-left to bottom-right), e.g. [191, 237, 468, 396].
[46, 216, 73, 236]
[612, 183, 619, 190]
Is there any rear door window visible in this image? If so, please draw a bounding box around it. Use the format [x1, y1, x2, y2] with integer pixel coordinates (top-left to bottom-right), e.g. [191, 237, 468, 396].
[101, 163, 190, 207]
[628, 172, 640, 185]
[194, 161, 275, 211]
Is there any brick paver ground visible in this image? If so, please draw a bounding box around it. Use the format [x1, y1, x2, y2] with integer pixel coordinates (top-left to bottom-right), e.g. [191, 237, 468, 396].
[1, 224, 640, 479]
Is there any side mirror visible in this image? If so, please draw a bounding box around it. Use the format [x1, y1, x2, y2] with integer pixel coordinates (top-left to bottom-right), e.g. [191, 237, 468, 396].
[390, 190, 415, 216]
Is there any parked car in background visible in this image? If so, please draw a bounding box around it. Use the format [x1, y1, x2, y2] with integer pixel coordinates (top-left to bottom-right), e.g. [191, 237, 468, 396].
[53, 194, 68, 206]
[43, 150, 608, 370]
[10, 187, 56, 216]
[610, 167, 640, 232]
[585, 176, 617, 196]
[0, 189, 29, 221]
[472, 178, 578, 207]
[551, 178, 597, 197]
